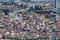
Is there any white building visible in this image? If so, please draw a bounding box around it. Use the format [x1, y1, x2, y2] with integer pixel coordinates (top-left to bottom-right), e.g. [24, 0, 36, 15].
[14, 0, 21, 3]
[55, 0, 60, 11]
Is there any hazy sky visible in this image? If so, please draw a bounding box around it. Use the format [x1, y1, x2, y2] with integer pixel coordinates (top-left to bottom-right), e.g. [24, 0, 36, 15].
[31, 0, 54, 1]
[0, 0, 54, 1]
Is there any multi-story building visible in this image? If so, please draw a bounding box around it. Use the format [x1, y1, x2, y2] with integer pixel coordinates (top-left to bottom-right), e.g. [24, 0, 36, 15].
[54, 0, 60, 11]
[21, 0, 31, 2]
[14, 0, 21, 3]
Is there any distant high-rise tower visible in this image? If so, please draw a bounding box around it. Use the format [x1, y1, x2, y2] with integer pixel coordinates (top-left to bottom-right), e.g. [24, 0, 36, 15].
[9, 0, 14, 2]
[54, 0, 60, 11]
[14, 0, 21, 3]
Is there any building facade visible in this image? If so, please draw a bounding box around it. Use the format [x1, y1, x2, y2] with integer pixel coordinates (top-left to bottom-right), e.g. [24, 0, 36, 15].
[54, 0, 60, 11]
[14, 0, 21, 3]
[21, 0, 31, 2]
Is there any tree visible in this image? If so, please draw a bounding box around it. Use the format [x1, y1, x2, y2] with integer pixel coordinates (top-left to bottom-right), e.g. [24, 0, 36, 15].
[35, 5, 43, 10]
[3, 9, 10, 15]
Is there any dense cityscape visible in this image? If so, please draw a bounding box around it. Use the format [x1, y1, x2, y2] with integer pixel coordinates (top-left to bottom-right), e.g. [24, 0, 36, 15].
[0, 0, 60, 40]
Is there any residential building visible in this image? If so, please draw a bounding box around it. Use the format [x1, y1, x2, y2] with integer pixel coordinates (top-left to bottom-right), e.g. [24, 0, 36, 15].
[14, 0, 21, 3]
[54, 0, 60, 11]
